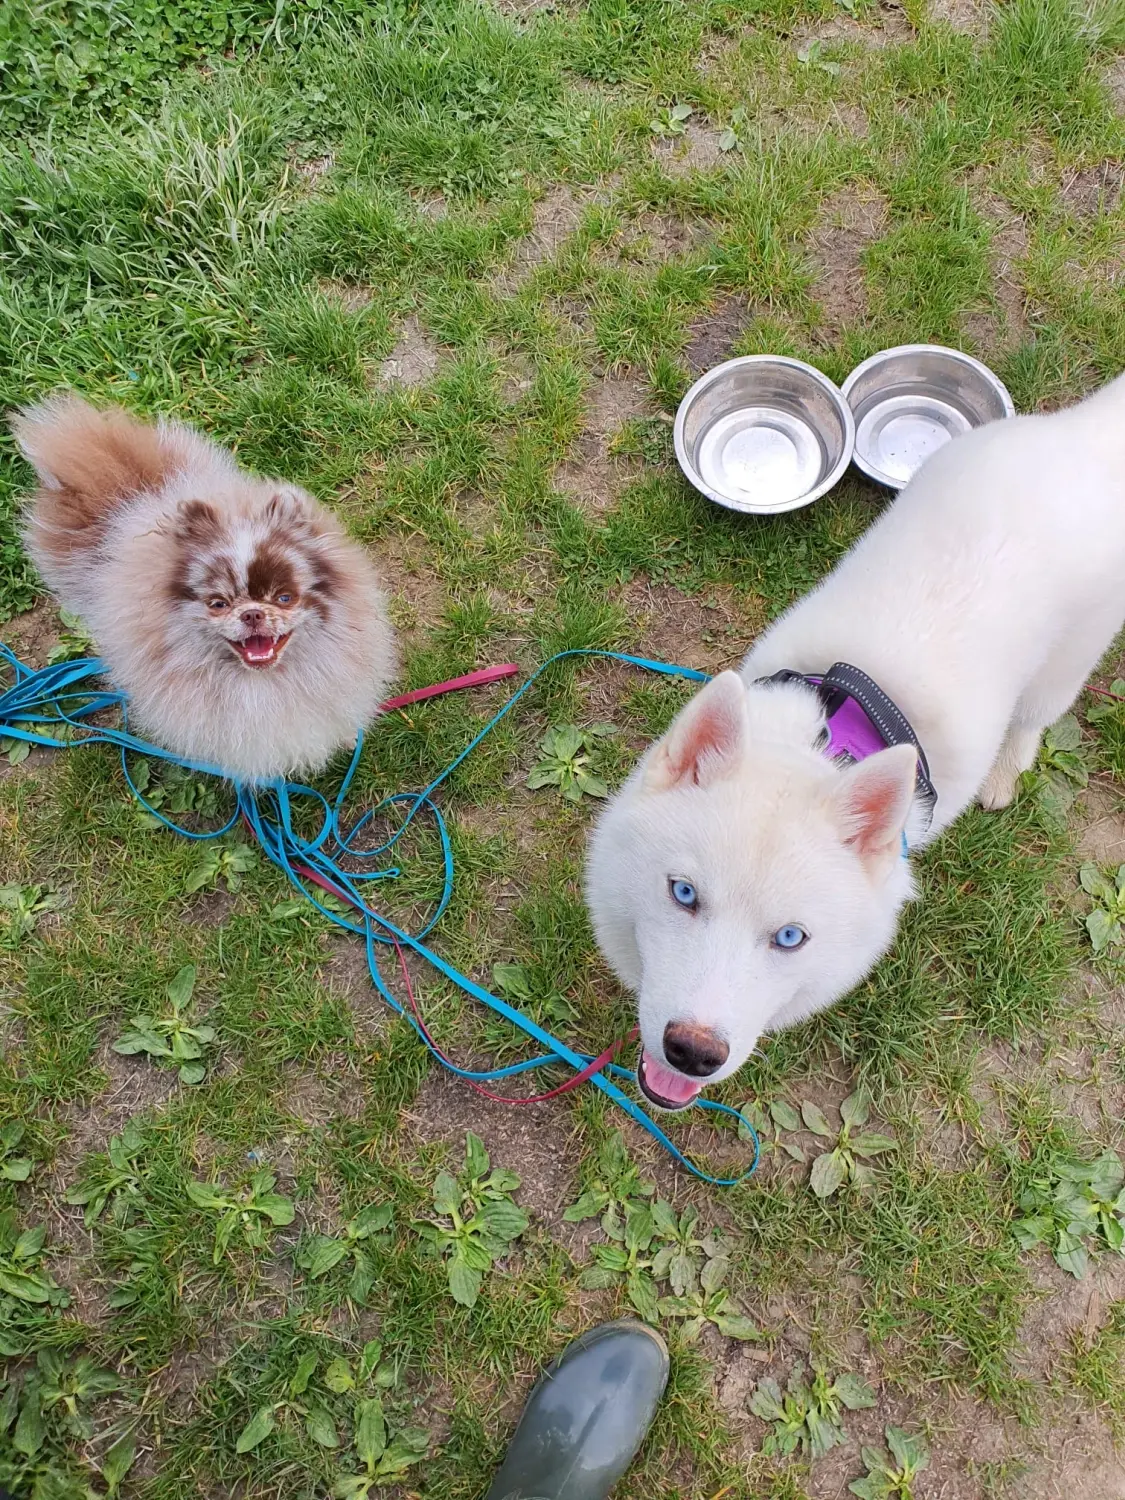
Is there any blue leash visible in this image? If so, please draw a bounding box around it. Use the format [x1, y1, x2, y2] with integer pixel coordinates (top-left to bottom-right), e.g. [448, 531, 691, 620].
[0, 642, 759, 1184]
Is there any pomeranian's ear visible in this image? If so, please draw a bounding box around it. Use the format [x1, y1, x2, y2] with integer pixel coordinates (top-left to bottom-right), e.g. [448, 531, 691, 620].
[175, 499, 221, 545]
[264, 487, 317, 533]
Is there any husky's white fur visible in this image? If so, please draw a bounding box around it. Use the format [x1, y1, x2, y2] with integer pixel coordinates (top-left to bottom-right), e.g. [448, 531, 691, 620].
[588, 373, 1125, 1106]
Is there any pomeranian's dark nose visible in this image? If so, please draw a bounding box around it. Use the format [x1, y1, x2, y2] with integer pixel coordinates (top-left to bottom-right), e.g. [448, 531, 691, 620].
[240, 608, 265, 630]
[662, 1022, 729, 1077]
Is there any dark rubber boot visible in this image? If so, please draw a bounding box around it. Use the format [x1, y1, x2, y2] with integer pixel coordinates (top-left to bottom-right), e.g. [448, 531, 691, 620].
[483, 1319, 669, 1500]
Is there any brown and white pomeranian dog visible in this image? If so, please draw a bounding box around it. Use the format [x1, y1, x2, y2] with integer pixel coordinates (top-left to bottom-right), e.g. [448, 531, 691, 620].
[12, 393, 396, 783]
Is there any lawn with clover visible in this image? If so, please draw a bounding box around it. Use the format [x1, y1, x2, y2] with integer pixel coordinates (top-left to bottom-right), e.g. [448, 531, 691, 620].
[3, 0, 1125, 1495]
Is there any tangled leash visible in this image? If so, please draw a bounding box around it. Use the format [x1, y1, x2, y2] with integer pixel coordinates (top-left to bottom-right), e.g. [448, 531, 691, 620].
[0, 641, 759, 1185]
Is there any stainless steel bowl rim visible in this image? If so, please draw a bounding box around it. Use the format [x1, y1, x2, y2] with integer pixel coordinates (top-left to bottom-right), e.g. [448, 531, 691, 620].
[673, 354, 856, 514]
[841, 343, 1017, 413]
[841, 343, 1015, 489]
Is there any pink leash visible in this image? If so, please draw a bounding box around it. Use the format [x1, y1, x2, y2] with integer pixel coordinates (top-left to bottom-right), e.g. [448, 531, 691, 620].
[380, 663, 519, 713]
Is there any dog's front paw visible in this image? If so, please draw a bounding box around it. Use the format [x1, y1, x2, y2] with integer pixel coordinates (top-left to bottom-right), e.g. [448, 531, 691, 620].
[978, 768, 1018, 811]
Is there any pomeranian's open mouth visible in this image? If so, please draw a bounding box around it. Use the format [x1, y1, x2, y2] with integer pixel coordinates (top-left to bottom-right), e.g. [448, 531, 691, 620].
[229, 633, 291, 669]
[637, 1048, 703, 1112]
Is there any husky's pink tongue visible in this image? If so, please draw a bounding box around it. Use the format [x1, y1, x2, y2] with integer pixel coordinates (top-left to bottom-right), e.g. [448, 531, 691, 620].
[641, 1048, 702, 1106]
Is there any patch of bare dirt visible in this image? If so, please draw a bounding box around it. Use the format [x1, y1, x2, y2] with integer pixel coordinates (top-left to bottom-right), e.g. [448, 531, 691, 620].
[187, 1130, 227, 1177]
[682, 296, 755, 375]
[807, 1385, 1122, 1500]
[377, 533, 448, 648]
[697, 28, 743, 76]
[586, 372, 647, 438]
[965, 998, 1121, 1150]
[1076, 781, 1125, 867]
[404, 1070, 583, 1229]
[278, 1057, 366, 1128]
[2, 600, 58, 668]
[451, 786, 544, 863]
[731, 1343, 1125, 1500]
[597, 1101, 759, 1216]
[318, 278, 375, 313]
[181, 887, 238, 928]
[552, 373, 649, 515]
[988, 212, 1031, 343]
[651, 121, 727, 178]
[1048, 1020, 1125, 1135]
[244, 1250, 297, 1323]
[498, 350, 535, 406]
[717, 1300, 879, 1466]
[895, 1079, 984, 1173]
[1109, 57, 1125, 117]
[1051, 1451, 1125, 1500]
[410, 190, 448, 220]
[453, 489, 502, 541]
[0, 742, 54, 783]
[288, 149, 334, 188]
[829, 961, 1125, 1495]
[806, 186, 889, 338]
[51, 1249, 114, 1330]
[624, 578, 764, 674]
[601, 210, 709, 269]
[928, 0, 989, 34]
[152, 1340, 229, 1413]
[496, 185, 592, 294]
[1061, 161, 1125, 218]
[521, 184, 587, 265]
[1004, 1261, 1125, 1500]
[492, 0, 554, 16]
[378, 315, 441, 388]
[962, 189, 1030, 353]
[51, 1043, 177, 1182]
[968, 1037, 1026, 1141]
[322, 931, 392, 1041]
[714, 1343, 774, 1418]
[1017, 1258, 1125, 1386]
[828, 101, 871, 139]
[796, 1, 914, 50]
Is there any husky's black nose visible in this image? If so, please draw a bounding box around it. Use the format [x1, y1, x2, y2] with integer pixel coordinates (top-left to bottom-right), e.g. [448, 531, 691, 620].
[662, 1022, 729, 1077]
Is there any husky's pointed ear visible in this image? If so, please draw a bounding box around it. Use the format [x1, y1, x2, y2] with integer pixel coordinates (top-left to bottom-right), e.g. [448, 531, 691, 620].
[832, 743, 917, 863]
[645, 672, 747, 791]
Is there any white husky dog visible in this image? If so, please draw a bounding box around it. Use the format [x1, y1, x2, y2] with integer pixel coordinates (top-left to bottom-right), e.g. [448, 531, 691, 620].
[587, 372, 1125, 1111]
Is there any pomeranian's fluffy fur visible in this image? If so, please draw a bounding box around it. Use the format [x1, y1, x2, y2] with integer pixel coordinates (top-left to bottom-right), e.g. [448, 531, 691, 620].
[12, 394, 396, 782]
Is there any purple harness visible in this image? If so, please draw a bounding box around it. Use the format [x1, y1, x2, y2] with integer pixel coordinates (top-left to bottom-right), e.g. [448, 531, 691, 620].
[756, 662, 937, 838]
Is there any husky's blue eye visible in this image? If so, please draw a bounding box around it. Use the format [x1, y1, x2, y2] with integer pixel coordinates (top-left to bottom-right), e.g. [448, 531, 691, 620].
[669, 878, 698, 911]
[772, 924, 807, 950]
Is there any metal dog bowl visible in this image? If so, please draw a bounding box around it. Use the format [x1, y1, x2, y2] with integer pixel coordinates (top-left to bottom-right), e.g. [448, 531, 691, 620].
[842, 344, 1015, 490]
[674, 356, 855, 514]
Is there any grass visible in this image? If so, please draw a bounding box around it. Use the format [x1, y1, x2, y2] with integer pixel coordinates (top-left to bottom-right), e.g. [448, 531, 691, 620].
[1073, 1300, 1125, 1435]
[2, 0, 1125, 1493]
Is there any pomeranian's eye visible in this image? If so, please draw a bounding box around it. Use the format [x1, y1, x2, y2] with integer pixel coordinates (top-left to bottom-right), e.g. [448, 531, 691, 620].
[275, 592, 294, 606]
[207, 597, 229, 612]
